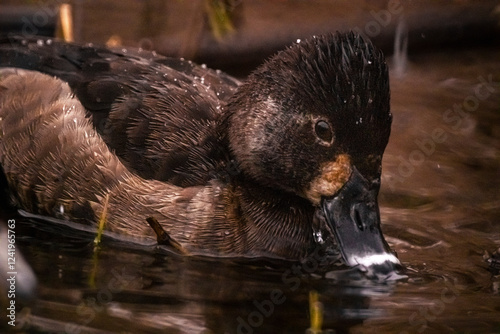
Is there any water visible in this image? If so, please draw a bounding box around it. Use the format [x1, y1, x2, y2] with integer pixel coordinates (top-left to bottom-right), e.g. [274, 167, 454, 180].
[1, 48, 499, 333]
[392, 17, 408, 78]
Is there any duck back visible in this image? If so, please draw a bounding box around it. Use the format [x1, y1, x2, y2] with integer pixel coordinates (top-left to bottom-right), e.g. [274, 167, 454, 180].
[0, 36, 241, 186]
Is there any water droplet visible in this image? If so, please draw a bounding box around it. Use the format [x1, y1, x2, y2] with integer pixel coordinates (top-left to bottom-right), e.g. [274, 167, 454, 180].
[313, 231, 324, 244]
[368, 98, 373, 104]
[224, 231, 230, 235]
[121, 48, 127, 53]
[367, 60, 372, 65]
[201, 64, 207, 69]
[46, 39, 53, 45]
[296, 38, 301, 43]
[37, 39, 44, 46]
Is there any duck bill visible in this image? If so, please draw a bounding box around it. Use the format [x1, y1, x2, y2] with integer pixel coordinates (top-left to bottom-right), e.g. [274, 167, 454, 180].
[321, 167, 401, 276]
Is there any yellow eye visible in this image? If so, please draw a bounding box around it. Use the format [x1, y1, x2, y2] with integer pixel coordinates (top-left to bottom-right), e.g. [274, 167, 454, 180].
[314, 120, 333, 143]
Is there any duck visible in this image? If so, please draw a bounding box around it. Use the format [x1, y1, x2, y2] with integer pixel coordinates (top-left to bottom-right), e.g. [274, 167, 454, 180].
[0, 32, 401, 275]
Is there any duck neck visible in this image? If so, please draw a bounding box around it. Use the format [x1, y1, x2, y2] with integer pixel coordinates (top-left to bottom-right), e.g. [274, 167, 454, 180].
[205, 121, 318, 259]
[223, 178, 317, 259]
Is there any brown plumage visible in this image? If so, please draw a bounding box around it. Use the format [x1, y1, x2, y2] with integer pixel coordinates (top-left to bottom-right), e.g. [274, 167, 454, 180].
[0, 33, 400, 273]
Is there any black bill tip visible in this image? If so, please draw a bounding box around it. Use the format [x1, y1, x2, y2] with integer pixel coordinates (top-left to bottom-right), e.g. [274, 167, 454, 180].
[320, 167, 403, 279]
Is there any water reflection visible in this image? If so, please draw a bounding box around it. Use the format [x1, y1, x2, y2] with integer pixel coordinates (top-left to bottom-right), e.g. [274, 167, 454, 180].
[8, 217, 400, 334]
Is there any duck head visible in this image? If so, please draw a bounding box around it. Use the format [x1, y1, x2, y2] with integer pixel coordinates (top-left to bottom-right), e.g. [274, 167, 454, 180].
[227, 32, 400, 275]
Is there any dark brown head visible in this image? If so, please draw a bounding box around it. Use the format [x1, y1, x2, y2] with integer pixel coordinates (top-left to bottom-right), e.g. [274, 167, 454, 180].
[227, 32, 391, 201]
[227, 32, 401, 277]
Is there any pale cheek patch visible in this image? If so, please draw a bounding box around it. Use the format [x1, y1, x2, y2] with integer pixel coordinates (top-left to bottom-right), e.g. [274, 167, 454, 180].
[305, 154, 352, 205]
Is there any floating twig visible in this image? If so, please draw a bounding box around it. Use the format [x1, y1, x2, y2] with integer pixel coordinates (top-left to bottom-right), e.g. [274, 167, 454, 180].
[146, 216, 188, 255]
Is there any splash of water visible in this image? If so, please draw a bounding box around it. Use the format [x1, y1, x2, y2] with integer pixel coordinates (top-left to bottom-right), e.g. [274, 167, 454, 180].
[393, 16, 408, 78]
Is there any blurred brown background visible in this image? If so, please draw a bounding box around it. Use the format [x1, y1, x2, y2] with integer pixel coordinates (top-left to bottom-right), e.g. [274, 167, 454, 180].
[1, 0, 499, 73]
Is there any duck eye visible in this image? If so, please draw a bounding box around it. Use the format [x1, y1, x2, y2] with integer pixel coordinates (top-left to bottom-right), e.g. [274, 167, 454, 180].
[314, 120, 333, 143]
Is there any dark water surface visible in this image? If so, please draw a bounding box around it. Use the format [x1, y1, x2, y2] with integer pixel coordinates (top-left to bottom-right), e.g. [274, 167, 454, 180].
[1, 48, 499, 333]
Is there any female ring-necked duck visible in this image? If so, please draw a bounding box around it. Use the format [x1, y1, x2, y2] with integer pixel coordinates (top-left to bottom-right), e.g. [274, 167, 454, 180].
[0, 32, 400, 275]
